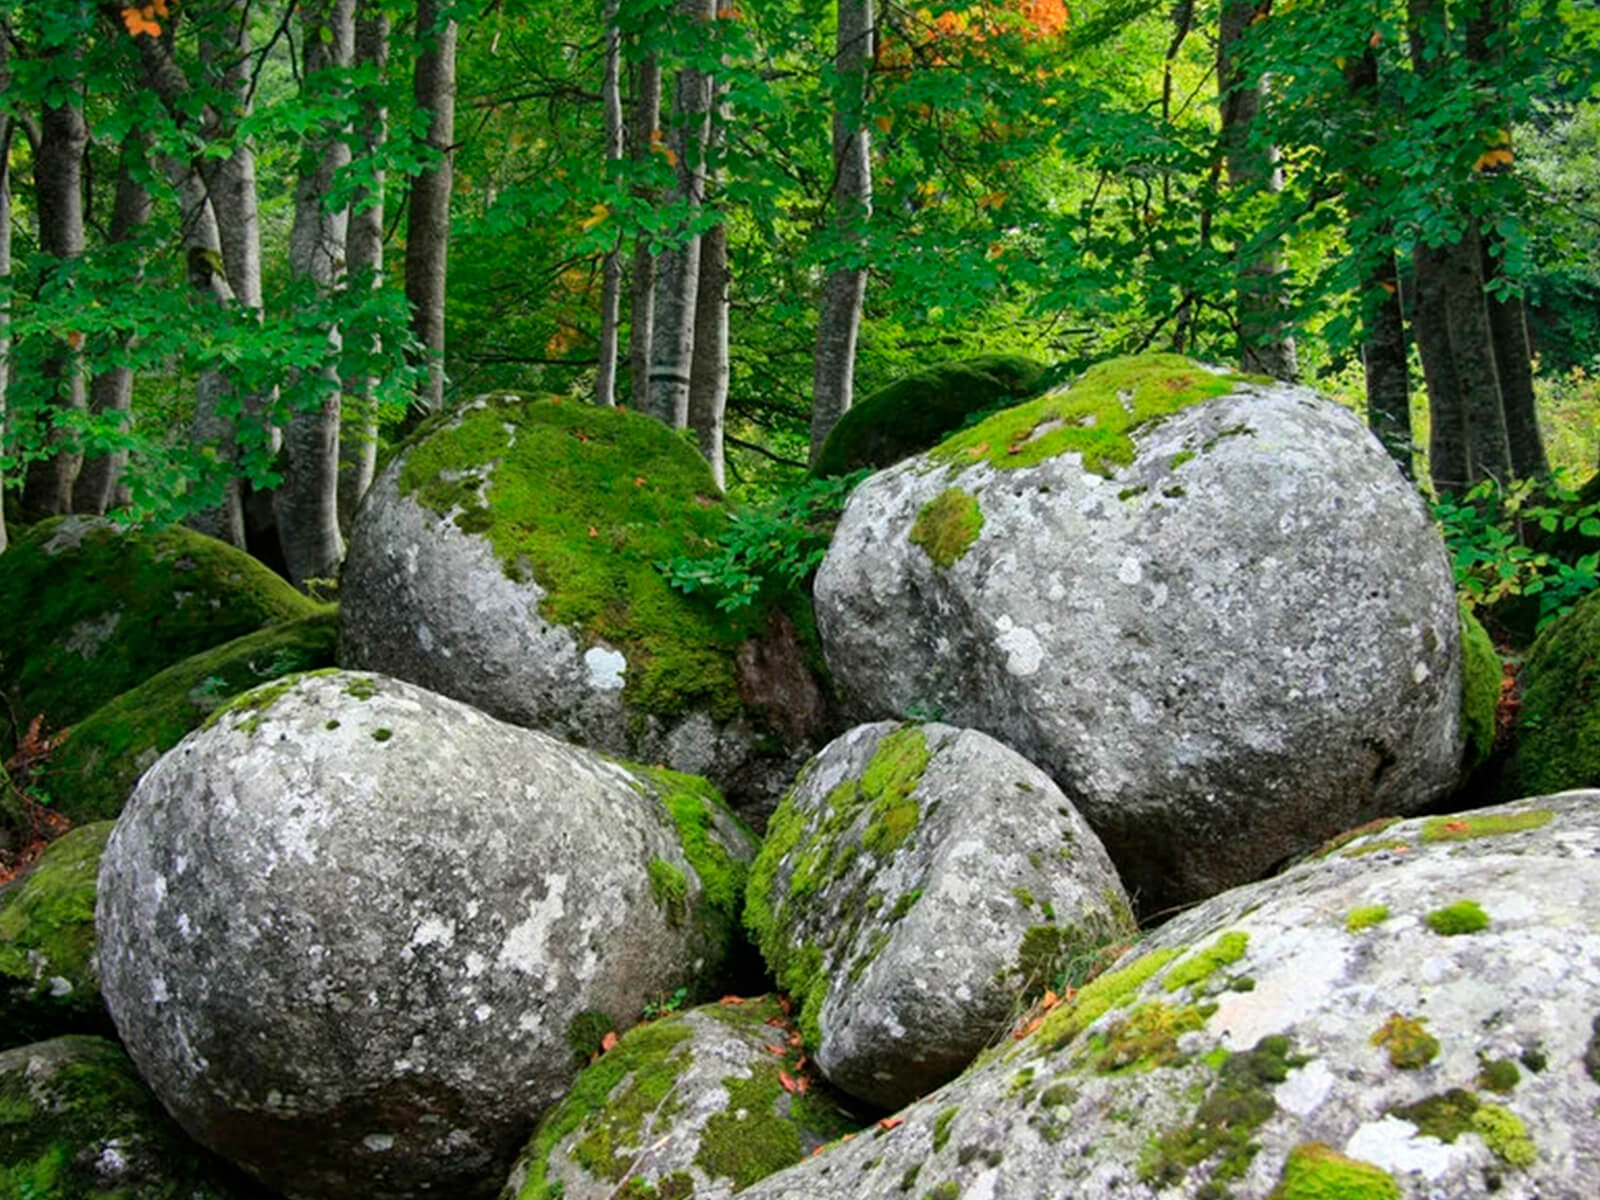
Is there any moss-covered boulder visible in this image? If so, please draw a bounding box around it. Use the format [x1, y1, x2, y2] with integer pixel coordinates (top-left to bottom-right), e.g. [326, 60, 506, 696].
[815, 355, 1464, 914]
[0, 824, 112, 1050]
[0, 1035, 264, 1199]
[714, 791, 1600, 1200]
[0, 516, 318, 750]
[746, 721, 1134, 1111]
[41, 609, 337, 825]
[502, 995, 861, 1200]
[810, 354, 1046, 478]
[1509, 586, 1600, 795]
[97, 670, 758, 1200]
[1458, 605, 1500, 772]
[340, 396, 830, 819]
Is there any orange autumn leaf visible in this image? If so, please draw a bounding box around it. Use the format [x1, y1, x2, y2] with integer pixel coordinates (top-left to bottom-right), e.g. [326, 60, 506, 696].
[1014, 1014, 1044, 1039]
[786, 1032, 804, 1048]
[718, 995, 744, 1005]
[588, 526, 599, 538]
[765, 1016, 788, 1029]
[877, 1115, 904, 1131]
[1041, 989, 1061, 1011]
[65, 330, 84, 350]
[966, 443, 989, 457]
[1475, 145, 1514, 172]
[779, 1071, 806, 1094]
[763, 1043, 786, 1055]
[634, 476, 647, 487]
[600, 1030, 618, 1053]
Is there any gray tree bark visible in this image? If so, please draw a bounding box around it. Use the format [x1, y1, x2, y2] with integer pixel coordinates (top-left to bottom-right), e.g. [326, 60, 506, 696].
[689, 221, 729, 487]
[595, 0, 624, 408]
[809, 0, 873, 461]
[404, 0, 459, 425]
[280, 0, 356, 589]
[0, 24, 11, 553]
[646, 0, 717, 429]
[339, 2, 391, 532]
[627, 54, 663, 409]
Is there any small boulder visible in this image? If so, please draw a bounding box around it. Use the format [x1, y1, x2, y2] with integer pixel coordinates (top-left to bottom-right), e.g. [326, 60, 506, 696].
[1509, 586, 1600, 795]
[746, 721, 1135, 1111]
[718, 791, 1600, 1200]
[501, 995, 861, 1200]
[0, 823, 113, 1050]
[340, 396, 829, 819]
[814, 354, 1463, 913]
[96, 670, 757, 1200]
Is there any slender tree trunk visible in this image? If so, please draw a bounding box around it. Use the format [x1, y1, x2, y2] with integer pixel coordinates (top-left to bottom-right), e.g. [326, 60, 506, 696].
[404, 0, 459, 426]
[1441, 224, 1512, 484]
[76, 136, 152, 514]
[1483, 252, 1546, 477]
[280, 0, 356, 589]
[1414, 243, 1469, 496]
[595, 0, 624, 408]
[689, 222, 729, 487]
[809, 0, 874, 461]
[1217, 0, 1296, 380]
[339, 2, 391, 532]
[627, 54, 662, 408]
[647, 0, 717, 428]
[0, 26, 11, 554]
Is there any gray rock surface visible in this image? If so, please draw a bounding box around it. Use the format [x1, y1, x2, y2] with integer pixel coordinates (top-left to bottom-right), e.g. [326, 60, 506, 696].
[814, 361, 1462, 912]
[95, 670, 756, 1200]
[716, 791, 1600, 1200]
[501, 995, 860, 1200]
[748, 721, 1136, 1111]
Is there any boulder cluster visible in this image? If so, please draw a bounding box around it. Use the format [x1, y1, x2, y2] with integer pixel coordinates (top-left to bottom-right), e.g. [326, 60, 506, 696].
[2, 355, 1596, 1199]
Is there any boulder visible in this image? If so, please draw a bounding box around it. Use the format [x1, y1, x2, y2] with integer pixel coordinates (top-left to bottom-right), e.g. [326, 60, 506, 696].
[814, 354, 1463, 912]
[1509, 586, 1600, 795]
[0, 516, 318, 750]
[746, 721, 1135, 1111]
[95, 670, 757, 1200]
[43, 609, 338, 824]
[340, 396, 829, 821]
[713, 791, 1600, 1200]
[0, 1035, 265, 1200]
[810, 354, 1046, 478]
[501, 995, 861, 1200]
[0, 823, 113, 1050]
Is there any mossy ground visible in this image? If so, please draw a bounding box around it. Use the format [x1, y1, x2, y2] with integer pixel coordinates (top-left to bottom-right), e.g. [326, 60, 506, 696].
[1267, 1142, 1399, 1200]
[1458, 606, 1501, 767]
[928, 354, 1249, 476]
[810, 354, 1046, 477]
[909, 489, 984, 569]
[1162, 931, 1249, 995]
[398, 398, 759, 720]
[41, 610, 337, 824]
[1387, 1089, 1537, 1168]
[0, 824, 113, 1050]
[1420, 809, 1552, 843]
[1512, 585, 1600, 794]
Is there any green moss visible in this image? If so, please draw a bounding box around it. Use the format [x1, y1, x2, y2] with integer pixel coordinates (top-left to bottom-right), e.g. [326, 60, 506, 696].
[630, 765, 750, 957]
[858, 726, 931, 855]
[888, 889, 922, 922]
[899, 1163, 922, 1191]
[923, 1183, 961, 1200]
[928, 354, 1248, 476]
[1425, 900, 1490, 936]
[1458, 606, 1501, 768]
[1036, 947, 1182, 1051]
[1163, 931, 1249, 994]
[1091, 1002, 1206, 1073]
[0, 824, 114, 1049]
[647, 858, 690, 924]
[1341, 838, 1411, 859]
[811, 355, 1047, 477]
[1477, 1057, 1521, 1093]
[694, 1064, 806, 1189]
[1472, 1103, 1537, 1168]
[1171, 449, 1197, 469]
[371, 727, 393, 742]
[343, 676, 380, 700]
[932, 1105, 959, 1152]
[0, 517, 319, 752]
[1389, 1088, 1480, 1141]
[1370, 1013, 1439, 1069]
[398, 398, 760, 720]
[1344, 905, 1390, 933]
[1038, 1082, 1078, 1108]
[1312, 816, 1401, 858]
[566, 1010, 618, 1068]
[200, 665, 344, 735]
[909, 489, 984, 569]
[1511, 585, 1600, 795]
[1420, 809, 1553, 843]
[1267, 1142, 1400, 1200]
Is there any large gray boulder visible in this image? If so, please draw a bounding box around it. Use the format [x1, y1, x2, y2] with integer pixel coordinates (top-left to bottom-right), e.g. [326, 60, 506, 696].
[747, 721, 1135, 1111]
[95, 670, 756, 1200]
[340, 395, 830, 822]
[714, 791, 1600, 1200]
[814, 354, 1463, 912]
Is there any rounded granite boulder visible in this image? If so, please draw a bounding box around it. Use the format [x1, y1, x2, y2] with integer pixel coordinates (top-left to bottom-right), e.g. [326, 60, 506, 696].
[814, 354, 1464, 913]
[95, 670, 757, 1200]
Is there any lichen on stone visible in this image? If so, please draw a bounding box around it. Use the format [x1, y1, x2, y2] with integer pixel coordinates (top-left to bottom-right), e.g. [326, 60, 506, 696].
[1370, 1013, 1440, 1069]
[909, 489, 984, 569]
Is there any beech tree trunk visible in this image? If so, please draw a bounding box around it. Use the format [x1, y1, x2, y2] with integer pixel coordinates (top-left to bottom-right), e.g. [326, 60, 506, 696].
[647, 0, 717, 429]
[339, 2, 391, 532]
[1217, 0, 1297, 380]
[689, 222, 729, 487]
[280, 0, 356, 589]
[76, 136, 152, 514]
[809, 0, 874, 461]
[1413, 242, 1469, 495]
[0, 25, 11, 554]
[404, 0, 459, 425]
[627, 54, 662, 408]
[595, 0, 624, 408]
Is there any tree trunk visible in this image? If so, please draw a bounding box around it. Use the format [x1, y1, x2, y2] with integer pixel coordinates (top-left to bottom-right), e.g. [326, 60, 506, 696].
[1440, 224, 1512, 485]
[0, 25, 11, 554]
[280, 0, 356, 589]
[339, 2, 391, 532]
[76, 135, 152, 514]
[1414, 242, 1469, 496]
[403, 0, 459, 426]
[1217, 0, 1297, 380]
[627, 54, 662, 409]
[689, 222, 729, 487]
[1483, 257, 1547, 477]
[809, 0, 874, 461]
[595, 0, 624, 408]
[646, 0, 717, 429]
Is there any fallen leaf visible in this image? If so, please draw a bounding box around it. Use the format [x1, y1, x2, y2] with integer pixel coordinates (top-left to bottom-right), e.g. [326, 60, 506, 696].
[719, 995, 744, 1005]
[588, 526, 599, 538]
[778, 995, 793, 1015]
[966, 443, 989, 457]
[1442, 820, 1470, 834]
[786, 1032, 804, 1048]
[763, 1044, 786, 1055]
[779, 1071, 801, 1093]
[1041, 990, 1061, 1011]
[600, 1031, 618, 1053]
[765, 1017, 788, 1029]
[634, 476, 647, 487]
[877, 1116, 904, 1132]
[1014, 1015, 1044, 1039]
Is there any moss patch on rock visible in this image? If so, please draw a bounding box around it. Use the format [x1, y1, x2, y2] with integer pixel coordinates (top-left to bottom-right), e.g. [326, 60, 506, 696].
[1162, 931, 1249, 994]
[811, 355, 1046, 478]
[1511, 586, 1600, 795]
[1268, 1142, 1400, 1200]
[1344, 905, 1390, 933]
[397, 398, 759, 720]
[928, 354, 1249, 476]
[1370, 1013, 1440, 1069]
[42, 610, 337, 824]
[0, 824, 113, 1050]
[1035, 947, 1182, 1052]
[1425, 900, 1490, 936]
[1458, 605, 1501, 768]
[0, 517, 317, 751]
[909, 489, 984, 569]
